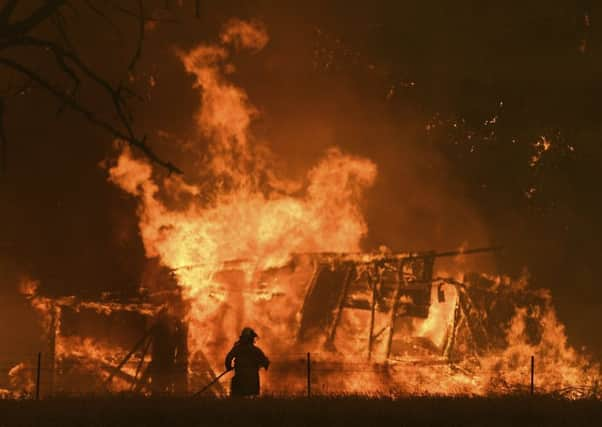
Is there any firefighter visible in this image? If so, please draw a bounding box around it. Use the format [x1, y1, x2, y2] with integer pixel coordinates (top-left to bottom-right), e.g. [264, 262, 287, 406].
[225, 327, 269, 397]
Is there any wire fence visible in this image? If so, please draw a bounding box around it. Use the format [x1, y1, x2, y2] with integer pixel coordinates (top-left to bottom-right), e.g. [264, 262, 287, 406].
[1, 353, 600, 400]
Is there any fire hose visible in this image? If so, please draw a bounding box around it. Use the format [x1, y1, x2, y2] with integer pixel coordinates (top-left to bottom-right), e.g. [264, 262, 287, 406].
[192, 369, 232, 398]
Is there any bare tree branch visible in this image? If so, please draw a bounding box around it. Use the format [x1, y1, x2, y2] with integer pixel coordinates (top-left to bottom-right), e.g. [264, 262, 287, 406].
[0, 1, 186, 175]
[4, 36, 141, 138]
[0, 0, 19, 26]
[128, 0, 145, 73]
[106, 0, 178, 24]
[0, 57, 182, 174]
[10, 36, 113, 95]
[82, 0, 124, 42]
[0, 0, 67, 38]
[51, 10, 76, 53]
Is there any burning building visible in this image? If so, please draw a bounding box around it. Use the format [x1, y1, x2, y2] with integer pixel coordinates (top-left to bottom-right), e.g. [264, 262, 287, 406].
[7, 17, 600, 399]
[16, 245, 600, 398]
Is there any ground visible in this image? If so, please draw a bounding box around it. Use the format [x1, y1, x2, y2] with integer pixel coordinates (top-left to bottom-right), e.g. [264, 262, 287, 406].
[1, 396, 601, 426]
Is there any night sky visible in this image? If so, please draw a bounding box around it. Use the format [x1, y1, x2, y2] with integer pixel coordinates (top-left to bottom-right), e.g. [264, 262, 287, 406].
[1, 0, 601, 374]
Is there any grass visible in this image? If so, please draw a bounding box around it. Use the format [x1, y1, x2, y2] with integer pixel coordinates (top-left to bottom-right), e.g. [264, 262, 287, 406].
[0, 395, 601, 426]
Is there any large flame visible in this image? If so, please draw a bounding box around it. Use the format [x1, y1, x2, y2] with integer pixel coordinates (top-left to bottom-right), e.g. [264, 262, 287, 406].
[108, 18, 377, 387]
[10, 19, 599, 399]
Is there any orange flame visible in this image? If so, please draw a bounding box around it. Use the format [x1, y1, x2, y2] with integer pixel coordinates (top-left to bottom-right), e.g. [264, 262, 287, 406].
[108, 18, 377, 389]
[11, 19, 599, 399]
[103, 19, 600, 397]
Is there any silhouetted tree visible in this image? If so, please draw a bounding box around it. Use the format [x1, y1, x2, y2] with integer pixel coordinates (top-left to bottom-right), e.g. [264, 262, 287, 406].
[0, 0, 194, 175]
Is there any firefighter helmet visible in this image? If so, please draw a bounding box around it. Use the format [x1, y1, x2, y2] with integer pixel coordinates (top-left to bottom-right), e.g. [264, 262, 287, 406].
[240, 327, 258, 341]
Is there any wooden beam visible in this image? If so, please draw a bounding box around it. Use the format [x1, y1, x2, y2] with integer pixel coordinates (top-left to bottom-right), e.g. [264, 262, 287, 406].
[131, 335, 152, 390]
[367, 272, 377, 361]
[385, 260, 405, 359]
[325, 265, 354, 347]
[105, 326, 154, 385]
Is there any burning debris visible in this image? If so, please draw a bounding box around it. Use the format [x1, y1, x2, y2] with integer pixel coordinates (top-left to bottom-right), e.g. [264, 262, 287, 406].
[13, 248, 600, 398]
[17, 278, 221, 396]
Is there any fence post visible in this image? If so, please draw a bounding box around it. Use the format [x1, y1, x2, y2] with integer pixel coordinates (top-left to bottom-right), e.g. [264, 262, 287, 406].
[35, 352, 41, 400]
[306, 352, 311, 398]
[530, 355, 534, 396]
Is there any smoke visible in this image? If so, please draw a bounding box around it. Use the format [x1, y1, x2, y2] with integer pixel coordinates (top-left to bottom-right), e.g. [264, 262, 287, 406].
[220, 19, 269, 51]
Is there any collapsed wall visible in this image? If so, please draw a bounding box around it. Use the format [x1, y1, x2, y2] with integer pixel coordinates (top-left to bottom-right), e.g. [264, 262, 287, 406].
[12, 247, 598, 398]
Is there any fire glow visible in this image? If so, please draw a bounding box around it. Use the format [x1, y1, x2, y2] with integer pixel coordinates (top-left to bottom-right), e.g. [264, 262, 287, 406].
[9, 19, 600, 399]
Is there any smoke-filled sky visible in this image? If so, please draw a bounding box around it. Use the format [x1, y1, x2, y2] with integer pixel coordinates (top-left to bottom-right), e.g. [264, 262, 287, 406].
[1, 0, 601, 372]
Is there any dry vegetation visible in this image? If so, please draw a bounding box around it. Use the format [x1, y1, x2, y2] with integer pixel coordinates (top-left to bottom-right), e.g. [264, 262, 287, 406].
[0, 395, 601, 427]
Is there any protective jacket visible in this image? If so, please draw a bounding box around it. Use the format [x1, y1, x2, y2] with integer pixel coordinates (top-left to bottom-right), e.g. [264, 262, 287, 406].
[225, 341, 269, 396]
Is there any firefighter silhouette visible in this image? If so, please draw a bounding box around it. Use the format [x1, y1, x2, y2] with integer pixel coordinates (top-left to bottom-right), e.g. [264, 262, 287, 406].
[225, 327, 269, 397]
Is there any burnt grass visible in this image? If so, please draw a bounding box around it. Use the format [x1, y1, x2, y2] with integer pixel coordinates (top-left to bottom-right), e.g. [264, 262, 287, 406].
[0, 395, 601, 427]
